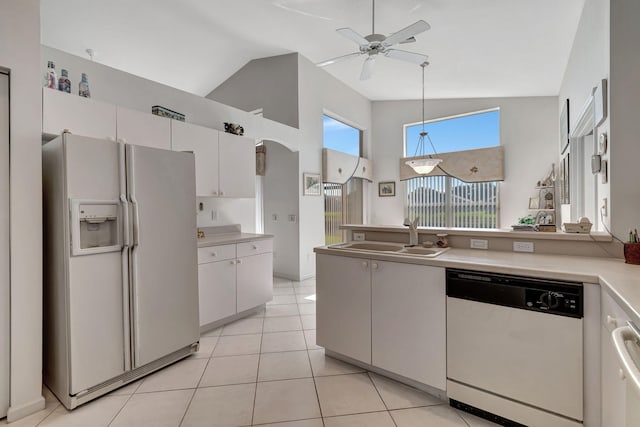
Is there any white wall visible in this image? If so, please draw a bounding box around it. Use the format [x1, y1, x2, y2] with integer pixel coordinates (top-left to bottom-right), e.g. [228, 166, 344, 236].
[297, 55, 372, 279]
[263, 141, 300, 279]
[207, 53, 373, 280]
[609, 0, 640, 239]
[208, 53, 300, 129]
[1, 0, 45, 421]
[371, 97, 558, 228]
[558, 0, 610, 230]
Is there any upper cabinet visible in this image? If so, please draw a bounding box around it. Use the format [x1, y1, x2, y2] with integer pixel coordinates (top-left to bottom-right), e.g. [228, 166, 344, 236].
[116, 107, 171, 150]
[42, 89, 255, 198]
[171, 120, 220, 197]
[43, 88, 116, 140]
[172, 121, 255, 198]
[218, 132, 255, 198]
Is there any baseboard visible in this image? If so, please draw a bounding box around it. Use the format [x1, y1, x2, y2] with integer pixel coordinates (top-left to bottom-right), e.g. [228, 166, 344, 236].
[7, 395, 45, 422]
[273, 273, 316, 282]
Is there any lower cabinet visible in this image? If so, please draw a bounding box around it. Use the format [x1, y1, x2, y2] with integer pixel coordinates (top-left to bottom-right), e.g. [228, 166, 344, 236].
[372, 261, 446, 389]
[198, 259, 236, 325]
[198, 239, 273, 328]
[237, 252, 273, 313]
[316, 253, 446, 389]
[317, 255, 371, 364]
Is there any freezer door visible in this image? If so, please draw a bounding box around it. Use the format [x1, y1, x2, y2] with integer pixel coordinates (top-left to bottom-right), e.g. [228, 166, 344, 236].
[127, 145, 199, 367]
[64, 135, 128, 394]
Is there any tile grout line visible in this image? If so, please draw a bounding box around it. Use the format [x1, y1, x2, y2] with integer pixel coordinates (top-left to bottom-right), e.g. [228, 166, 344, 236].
[106, 384, 143, 427]
[367, 372, 398, 427]
[305, 334, 326, 427]
[250, 312, 266, 426]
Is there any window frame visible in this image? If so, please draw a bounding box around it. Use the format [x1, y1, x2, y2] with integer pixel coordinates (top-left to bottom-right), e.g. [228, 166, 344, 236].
[403, 108, 501, 229]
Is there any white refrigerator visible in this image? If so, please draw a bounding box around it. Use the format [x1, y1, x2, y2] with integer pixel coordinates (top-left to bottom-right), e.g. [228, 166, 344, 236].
[43, 133, 200, 409]
[0, 70, 10, 419]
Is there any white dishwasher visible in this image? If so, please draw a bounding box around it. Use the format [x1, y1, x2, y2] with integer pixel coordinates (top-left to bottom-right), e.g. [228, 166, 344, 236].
[446, 269, 584, 427]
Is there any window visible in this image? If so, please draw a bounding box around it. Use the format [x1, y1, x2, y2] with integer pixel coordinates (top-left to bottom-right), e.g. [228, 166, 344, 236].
[404, 109, 500, 228]
[322, 115, 363, 244]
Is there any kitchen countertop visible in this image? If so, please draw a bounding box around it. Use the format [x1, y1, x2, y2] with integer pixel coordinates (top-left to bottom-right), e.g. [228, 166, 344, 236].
[314, 244, 640, 326]
[197, 232, 273, 248]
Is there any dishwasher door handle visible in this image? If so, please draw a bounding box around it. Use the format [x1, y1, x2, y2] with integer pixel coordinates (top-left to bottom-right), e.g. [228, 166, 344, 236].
[612, 324, 640, 395]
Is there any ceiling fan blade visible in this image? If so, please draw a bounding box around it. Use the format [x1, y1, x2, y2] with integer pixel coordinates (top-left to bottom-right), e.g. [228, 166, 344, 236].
[384, 49, 429, 65]
[383, 20, 430, 47]
[316, 52, 362, 67]
[336, 27, 369, 46]
[399, 36, 416, 44]
[360, 57, 376, 80]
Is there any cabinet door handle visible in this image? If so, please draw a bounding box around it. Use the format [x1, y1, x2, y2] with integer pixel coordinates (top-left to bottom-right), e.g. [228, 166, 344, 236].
[362, 261, 368, 268]
[372, 262, 379, 270]
[237, 259, 242, 264]
[607, 315, 618, 327]
[210, 251, 217, 257]
[252, 244, 257, 250]
[219, 190, 225, 196]
[212, 191, 218, 196]
[230, 260, 236, 265]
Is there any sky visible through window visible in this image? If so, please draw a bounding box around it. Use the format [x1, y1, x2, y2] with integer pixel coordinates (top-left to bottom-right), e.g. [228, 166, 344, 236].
[405, 110, 500, 156]
[323, 115, 360, 156]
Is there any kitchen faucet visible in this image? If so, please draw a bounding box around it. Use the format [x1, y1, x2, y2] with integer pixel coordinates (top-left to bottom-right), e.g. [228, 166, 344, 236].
[403, 217, 419, 246]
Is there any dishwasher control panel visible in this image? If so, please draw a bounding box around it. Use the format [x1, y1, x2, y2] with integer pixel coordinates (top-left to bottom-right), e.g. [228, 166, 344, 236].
[525, 289, 581, 317]
[446, 269, 583, 319]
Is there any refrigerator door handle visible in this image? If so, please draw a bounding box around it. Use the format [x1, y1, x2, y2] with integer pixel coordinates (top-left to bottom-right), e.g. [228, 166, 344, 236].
[120, 195, 130, 249]
[131, 199, 140, 247]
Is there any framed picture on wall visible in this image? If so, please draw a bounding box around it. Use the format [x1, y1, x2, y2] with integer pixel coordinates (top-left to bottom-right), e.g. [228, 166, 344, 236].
[378, 181, 396, 197]
[303, 173, 321, 196]
[560, 98, 570, 154]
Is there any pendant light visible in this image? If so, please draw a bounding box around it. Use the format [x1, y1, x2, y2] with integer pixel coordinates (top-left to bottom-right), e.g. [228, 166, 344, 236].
[405, 62, 442, 174]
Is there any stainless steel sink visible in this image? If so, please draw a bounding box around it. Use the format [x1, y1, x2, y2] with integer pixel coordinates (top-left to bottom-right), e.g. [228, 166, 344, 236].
[341, 242, 405, 252]
[329, 242, 449, 258]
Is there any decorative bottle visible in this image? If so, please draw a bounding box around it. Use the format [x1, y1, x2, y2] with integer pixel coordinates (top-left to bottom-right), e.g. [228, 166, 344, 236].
[78, 73, 91, 98]
[58, 69, 71, 93]
[43, 61, 57, 89]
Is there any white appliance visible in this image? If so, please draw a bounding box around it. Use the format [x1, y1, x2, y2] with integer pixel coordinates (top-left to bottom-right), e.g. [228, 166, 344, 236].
[612, 321, 640, 427]
[42, 133, 200, 409]
[446, 269, 584, 427]
[0, 70, 10, 419]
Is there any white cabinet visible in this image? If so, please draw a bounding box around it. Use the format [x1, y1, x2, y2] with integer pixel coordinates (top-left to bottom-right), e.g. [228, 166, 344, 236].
[372, 261, 445, 388]
[218, 132, 256, 198]
[42, 88, 116, 139]
[237, 253, 273, 313]
[171, 121, 219, 197]
[197, 239, 273, 328]
[316, 254, 371, 364]
[172, 123, 255, 198]
[198, 259, 236, 326]
[317, 253, 446, 388]
[116, 107, 171, 150]
[601, 289, 630, 427]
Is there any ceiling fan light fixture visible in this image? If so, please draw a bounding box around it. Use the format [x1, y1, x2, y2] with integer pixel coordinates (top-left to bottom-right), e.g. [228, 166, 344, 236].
[405, 158, 442, 174]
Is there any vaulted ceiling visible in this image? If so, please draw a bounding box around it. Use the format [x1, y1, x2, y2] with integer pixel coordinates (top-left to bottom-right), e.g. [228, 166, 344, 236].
[41, 0, 585, 101]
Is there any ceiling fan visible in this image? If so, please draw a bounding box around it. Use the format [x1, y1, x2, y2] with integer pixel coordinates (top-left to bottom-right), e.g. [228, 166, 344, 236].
[317, 0, 430, 80]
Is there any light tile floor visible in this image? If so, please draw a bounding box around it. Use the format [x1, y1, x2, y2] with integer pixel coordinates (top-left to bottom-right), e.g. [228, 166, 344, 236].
[2, 277, 497, 427]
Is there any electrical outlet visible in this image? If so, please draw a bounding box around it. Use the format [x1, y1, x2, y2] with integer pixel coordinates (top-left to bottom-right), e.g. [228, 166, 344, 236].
[272, 214, 278, 222]
[513, 241, 534, 253]
[470, 239, 489, 250]
[288, 214, 297, 223]
[353, 232, 365, 241]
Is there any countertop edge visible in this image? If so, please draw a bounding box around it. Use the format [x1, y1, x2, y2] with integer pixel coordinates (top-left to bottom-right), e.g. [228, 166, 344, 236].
[197, 233, 274, 248]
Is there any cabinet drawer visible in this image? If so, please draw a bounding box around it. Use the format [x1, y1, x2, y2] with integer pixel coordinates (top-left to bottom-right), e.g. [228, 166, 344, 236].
[237, 239, 273, 258]
[198, 244, 236, 264]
